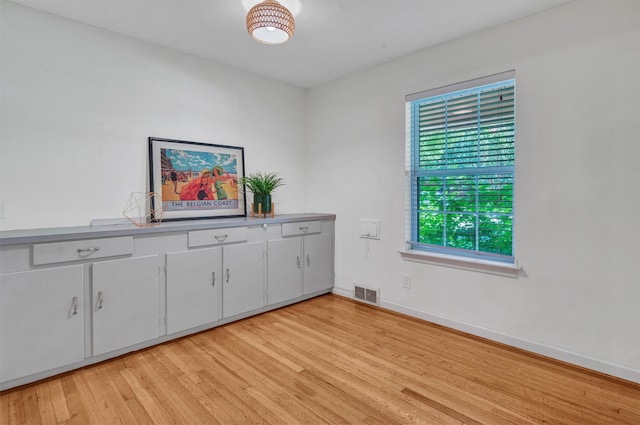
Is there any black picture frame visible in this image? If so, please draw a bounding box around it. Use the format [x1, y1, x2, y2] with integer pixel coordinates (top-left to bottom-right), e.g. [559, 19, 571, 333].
[148, 137, 246, 221]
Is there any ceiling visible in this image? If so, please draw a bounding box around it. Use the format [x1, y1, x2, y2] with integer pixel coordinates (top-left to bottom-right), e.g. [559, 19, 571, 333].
[9, 0, 571, 88]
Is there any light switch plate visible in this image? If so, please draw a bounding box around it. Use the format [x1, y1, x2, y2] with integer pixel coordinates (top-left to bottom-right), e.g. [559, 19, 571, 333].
[360, 219, 380, 239]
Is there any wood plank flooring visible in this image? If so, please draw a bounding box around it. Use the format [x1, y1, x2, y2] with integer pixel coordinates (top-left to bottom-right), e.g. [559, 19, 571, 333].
[2, 294, 639, 424]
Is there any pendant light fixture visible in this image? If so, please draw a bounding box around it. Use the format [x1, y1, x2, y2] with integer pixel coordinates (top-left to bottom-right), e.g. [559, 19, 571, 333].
[246, 0, 295, 45]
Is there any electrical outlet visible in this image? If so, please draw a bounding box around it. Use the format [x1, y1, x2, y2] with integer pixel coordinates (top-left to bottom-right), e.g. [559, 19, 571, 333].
[402, 273, 411, 289]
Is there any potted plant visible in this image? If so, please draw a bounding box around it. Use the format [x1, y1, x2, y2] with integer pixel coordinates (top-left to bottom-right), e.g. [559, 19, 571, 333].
[239, 171, 285, 214]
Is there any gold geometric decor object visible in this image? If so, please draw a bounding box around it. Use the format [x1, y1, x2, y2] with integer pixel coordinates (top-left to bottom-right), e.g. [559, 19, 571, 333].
[123, 192, 164, 227]
[247, 0, 295, 45]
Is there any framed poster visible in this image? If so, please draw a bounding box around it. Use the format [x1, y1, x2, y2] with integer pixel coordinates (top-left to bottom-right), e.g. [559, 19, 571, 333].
[148, 137, 246, 221]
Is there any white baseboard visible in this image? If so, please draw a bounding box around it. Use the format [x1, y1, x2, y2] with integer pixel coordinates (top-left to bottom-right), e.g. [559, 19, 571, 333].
[332, 287, 639, 384]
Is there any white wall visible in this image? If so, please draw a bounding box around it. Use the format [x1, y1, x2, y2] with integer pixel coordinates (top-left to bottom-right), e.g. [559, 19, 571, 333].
[307, 1, 640, 381]
[0, 1, 307, 230]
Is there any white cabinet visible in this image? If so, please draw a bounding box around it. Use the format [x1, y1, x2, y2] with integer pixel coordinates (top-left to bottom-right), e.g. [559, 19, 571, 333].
[267, 222, 334, 303]
[302, 233, 334, 295]
[267, 237, 302, 304]
[166, 247, 221, 334]
[222, 242, 265, 318]
[92, 255, 160, 356]
[166, 239, 265, 325]
[0, 266, 84, 382]
[0, 214, 334, 390]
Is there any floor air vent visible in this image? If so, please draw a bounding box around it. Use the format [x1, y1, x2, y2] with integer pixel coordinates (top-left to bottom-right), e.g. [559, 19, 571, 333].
[354, 285, 380, 306]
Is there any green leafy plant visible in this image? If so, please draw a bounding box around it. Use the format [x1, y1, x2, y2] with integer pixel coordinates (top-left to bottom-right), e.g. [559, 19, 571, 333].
[239, 171, 285, 195]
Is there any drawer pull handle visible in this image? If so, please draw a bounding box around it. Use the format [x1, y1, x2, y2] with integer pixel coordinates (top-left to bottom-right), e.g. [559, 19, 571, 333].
[77, 247, 100, 253]
[299, 226, 309, 233]
[97, 291, 104, 310]
[214, 234, 228, 242]
[71, 296, 79, 316]
[306, 254, 311, 267]
[296, 256, 301, 269]
[212, 271, 216, 286]
[226, 268, 230, 283]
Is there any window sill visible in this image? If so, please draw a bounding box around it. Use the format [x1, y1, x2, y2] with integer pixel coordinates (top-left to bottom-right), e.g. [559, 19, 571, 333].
[399, 249, 521, 278]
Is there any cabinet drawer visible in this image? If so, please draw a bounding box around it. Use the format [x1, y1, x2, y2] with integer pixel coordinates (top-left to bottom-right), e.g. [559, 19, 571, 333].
[282, 221, 322, 237]
[188, 227, 248, 247]
[33, 237, 133, 265]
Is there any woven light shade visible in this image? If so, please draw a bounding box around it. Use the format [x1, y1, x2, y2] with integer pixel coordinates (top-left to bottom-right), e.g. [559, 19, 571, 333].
[246, 0, 295, 45]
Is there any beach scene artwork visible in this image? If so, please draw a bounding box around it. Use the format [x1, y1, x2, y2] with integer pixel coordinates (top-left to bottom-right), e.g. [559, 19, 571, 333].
[160, 147, 240, 211]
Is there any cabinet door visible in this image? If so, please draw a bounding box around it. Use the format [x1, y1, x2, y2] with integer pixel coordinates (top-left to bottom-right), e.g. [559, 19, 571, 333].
[223, 242, 265, 318]
[166, 247, 221, 334]
[92, 255, 160, 356]
[303, 233, 334, 294]
[0, 266, 84, 382]
[267, 238, 302, 305]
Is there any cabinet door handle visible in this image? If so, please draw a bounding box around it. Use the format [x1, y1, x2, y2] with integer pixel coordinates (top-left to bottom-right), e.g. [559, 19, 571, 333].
[71, 296, 79, 316]
[97, 291, 104, 310]
[299, 226, 309, 233]
[214, 234, 228, 242]
[226, 268, 230, 283]
[77, 246, 100, 253]
[212, 271, 216, 286]
[306, 254, 310, 267]
[296, 256, 301, 269]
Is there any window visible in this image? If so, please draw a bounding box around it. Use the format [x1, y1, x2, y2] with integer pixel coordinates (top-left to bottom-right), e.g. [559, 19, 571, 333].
[406, 71, 515, 263]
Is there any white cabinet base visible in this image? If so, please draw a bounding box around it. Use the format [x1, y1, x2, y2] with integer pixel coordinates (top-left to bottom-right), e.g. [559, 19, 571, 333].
[0, 266, 84, 382]
[267, 238, 303, 304]
[92, 255, 160, 356]
[304, 233, 334, 294]
[0, 215, 334, 390]
[166, 248, 221, 334]
[222, 242, 265, 318]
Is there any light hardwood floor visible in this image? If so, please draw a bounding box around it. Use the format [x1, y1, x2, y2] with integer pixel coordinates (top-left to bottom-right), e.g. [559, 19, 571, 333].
[2, 294, 639, 424]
